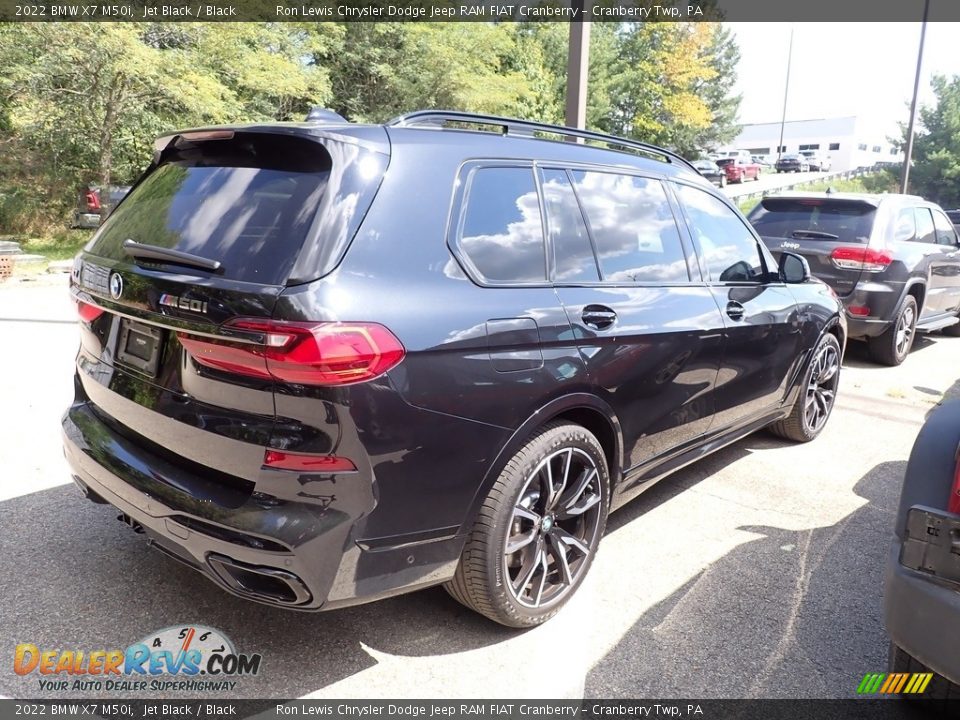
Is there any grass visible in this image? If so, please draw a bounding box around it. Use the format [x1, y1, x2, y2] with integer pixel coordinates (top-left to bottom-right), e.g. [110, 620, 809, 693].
[5, 229, 91, 262]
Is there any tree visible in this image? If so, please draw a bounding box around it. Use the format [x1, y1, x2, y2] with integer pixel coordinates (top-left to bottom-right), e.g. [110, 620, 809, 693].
[0, 22, 336, 188]
[314, 23, 545, 123]
[517, 21, 741, 159]
[904, 74, 960, 207]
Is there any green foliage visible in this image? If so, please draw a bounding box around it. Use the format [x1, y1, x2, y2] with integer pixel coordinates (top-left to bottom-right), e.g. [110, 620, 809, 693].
[902, 74, 960, 207]
[0, 20, 743, 241]
[860, 168, 900, 194]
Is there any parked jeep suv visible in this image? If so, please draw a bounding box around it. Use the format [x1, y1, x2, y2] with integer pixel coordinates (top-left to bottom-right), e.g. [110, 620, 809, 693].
[63, 111, 845, 627]
[748, 192, 960, 366]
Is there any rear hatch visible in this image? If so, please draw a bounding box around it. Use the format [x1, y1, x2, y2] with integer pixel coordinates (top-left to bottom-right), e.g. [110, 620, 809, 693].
[71, 127, 387, 483]
[747, 196, 879, 297]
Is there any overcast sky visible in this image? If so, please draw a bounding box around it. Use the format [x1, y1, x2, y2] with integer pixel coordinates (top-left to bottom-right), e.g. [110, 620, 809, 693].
[726, 22, 960, 138]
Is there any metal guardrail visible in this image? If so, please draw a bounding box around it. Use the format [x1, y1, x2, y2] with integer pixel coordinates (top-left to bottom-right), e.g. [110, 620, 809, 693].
[730, 166, 880, 205]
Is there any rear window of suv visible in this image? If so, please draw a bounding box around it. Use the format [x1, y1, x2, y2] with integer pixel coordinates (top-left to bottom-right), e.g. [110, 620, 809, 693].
[748, 198, 876, 244]
[85, 133, 333, 286]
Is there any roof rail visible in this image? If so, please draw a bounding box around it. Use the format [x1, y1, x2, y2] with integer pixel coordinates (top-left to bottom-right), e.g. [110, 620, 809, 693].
[386, 110, 698, 173]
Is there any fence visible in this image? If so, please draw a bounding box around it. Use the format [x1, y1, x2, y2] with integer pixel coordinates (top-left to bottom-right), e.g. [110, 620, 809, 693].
[728, 166, 883, 206]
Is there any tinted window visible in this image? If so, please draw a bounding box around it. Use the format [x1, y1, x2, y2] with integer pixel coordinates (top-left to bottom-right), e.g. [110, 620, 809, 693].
[677, 184, 764, 282]
[540, 169, 599, 283]
[914, 208, 936, 244]
[893, 208, 916, 242]
[932, 210, 959, 246]
[570, 170, 688, 283]
[87, 134, 337, 285]
[459, 167, 546, 284]
[748, 198, 876, 244]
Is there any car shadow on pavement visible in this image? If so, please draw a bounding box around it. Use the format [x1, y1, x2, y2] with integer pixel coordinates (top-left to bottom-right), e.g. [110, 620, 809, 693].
[0, 483, 513, 700]
[605, 431, 792, 535]
[585, 459, 905, 698]
[842, 334, 941, 369]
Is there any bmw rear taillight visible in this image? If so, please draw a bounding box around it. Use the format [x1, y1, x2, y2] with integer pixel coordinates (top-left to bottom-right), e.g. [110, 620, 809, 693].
[948, 449, 960, 515]
[178, 320, 405, 386]
[76, 300, 104, 323]
[85, 191, 100, 212]
[830, 247, 892, 273]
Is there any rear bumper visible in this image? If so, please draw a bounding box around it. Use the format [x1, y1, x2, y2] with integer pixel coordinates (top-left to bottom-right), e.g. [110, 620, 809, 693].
[71, 212, 101, 229]
[62, 401, 463, 611]
[841, 281, 905, 339]
[885, 541, 960, 684]
[844, 316, 892, 339]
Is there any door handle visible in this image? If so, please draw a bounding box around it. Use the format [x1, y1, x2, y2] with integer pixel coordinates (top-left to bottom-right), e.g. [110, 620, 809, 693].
[725, 301, 745, 321]
[581, 305, 617, 330]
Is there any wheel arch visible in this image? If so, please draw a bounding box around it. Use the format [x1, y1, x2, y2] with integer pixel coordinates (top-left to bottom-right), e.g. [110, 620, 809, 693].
[904, 281, 926, 316]
[459, 393, 624, 533]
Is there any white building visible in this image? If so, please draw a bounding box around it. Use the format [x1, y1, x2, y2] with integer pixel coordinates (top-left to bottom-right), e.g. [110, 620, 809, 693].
[726, 116, 903, 172]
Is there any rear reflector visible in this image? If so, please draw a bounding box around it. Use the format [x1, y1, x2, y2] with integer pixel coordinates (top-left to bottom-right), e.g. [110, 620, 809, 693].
[831, 247, 892, 273]
[263, 450, 356, 472]
[179, 320, 405, 386]
[847, 305, 871, 317]
[76, 300, 105, 323]
[948, 451, 960, 515]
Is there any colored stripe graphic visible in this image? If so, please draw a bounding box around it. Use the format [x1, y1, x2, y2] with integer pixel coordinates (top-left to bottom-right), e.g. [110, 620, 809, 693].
[857, 672, 933, 694]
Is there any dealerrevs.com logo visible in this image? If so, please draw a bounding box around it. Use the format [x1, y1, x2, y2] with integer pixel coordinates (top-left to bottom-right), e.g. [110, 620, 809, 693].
[14, 625, 261, 693]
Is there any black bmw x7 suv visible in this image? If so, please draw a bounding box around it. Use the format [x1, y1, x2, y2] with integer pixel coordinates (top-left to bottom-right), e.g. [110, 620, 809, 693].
[63, 111, 846, 627]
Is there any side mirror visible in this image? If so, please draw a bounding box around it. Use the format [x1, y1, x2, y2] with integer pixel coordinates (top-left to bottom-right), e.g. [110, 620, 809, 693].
[779, 251, 811, 283]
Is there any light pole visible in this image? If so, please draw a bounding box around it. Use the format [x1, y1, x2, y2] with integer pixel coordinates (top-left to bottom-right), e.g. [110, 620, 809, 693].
[776, 26, 794, 164]
[901, 0, 930, 194]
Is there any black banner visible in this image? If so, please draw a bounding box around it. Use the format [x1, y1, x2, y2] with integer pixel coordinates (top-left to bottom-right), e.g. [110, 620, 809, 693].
[0, 700, 956, 720]
[0, 0, 955, 23]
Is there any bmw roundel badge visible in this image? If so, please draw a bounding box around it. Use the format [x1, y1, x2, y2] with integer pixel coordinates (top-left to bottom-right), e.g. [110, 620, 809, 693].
[109, 272, 123, 300]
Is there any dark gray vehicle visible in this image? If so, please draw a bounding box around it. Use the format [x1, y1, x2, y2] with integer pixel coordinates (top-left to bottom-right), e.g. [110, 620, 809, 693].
[692, 159, 727, 188]
[71, 184, 131, 229]
[62, 110, 846, 628]
[885, 400, 960, 698]
[748, 192, 960, 365]
[775, 154, 809, 173]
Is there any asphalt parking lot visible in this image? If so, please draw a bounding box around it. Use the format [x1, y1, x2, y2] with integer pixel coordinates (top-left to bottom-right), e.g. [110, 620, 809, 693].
[2, 275, 958, 700]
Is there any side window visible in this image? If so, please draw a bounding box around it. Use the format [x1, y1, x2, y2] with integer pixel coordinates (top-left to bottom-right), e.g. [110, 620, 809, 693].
[893, 208, 916, 242]
[539, 169, 600, 282]
[459, 167, 546, 284]
[675, 183, 765, 283]
[569, 170, 689, 283]
[932, 210, 959, 246]
[914, 207, 937, 245]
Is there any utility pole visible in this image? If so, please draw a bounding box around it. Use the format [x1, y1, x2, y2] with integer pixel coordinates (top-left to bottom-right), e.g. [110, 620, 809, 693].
[901, 0, 930, 194]
[776, 26, 794, 163]
[565, 1, 591, 131]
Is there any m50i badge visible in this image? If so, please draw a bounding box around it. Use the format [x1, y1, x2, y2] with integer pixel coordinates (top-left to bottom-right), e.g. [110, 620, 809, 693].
[159, 294, 208, 314]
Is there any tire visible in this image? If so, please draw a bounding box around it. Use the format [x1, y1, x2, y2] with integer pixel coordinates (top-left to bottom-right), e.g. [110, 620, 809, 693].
[868, 295, 918, 366]
[889, 643, 960, 700]
[768, 333, 841, 442]
[754, 168, 761, 180]
[445, 422, 610, 627]
[719, 175, 727, 188]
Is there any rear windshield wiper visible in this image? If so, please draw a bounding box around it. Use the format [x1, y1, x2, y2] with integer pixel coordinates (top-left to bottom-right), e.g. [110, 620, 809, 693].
[123, 239, 222, 272]
[790, 230, 839, 240]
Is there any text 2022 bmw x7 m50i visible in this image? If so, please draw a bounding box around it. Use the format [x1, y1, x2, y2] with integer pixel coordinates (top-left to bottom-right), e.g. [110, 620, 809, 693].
[63, 111, 846, 627]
